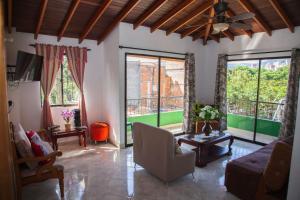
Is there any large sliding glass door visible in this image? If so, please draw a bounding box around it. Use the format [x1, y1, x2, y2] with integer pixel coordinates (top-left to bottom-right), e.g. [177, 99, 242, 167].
[125, 54, 185, 146]
[227, 57, 290, 144]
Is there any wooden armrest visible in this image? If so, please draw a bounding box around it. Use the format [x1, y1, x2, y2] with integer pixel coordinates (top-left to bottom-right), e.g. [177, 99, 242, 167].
[17, 151, 62, 164]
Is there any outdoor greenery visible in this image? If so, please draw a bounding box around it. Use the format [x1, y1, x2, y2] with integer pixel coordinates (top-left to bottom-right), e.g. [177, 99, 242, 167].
[50, 56, 79, 105]
[227, 65, 289, 120]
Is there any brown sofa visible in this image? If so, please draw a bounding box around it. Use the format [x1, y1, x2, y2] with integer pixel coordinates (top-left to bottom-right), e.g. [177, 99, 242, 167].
[225, 138, 293, 200]
[132, 122, 196, 182]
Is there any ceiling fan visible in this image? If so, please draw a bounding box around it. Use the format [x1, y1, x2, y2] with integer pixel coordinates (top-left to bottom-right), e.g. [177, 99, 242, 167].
[187, 0, 255, 34]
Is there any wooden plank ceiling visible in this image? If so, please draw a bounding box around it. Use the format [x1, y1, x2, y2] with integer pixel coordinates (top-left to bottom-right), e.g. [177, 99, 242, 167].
[6, 0, 300, 45]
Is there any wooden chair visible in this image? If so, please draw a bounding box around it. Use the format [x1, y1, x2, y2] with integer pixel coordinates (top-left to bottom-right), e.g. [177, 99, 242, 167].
[10, 123, 64, 200]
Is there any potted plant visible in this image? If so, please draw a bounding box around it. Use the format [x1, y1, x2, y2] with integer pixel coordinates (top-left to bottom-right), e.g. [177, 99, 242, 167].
[193, 104, 222, 136]
[61, 109, 74, 131]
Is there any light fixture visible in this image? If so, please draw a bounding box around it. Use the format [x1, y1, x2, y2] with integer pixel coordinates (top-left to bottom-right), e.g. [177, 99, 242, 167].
[213, 23, 230, 33]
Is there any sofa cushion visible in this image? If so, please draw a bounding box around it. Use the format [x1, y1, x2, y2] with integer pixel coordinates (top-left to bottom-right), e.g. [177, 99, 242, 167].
[264, 141, 293, 192]
[13, 123, 37, 169]
[26, 130, 54, 165]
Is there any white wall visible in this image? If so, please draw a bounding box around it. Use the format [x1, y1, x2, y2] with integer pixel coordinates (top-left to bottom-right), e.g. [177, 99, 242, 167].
[6, 30, 103, 132]
[101, 26, 121, 147]
[287, 83, 300, 200]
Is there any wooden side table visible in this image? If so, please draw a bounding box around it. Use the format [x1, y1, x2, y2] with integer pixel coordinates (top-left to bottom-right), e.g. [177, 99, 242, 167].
[51, 128, 87, 150]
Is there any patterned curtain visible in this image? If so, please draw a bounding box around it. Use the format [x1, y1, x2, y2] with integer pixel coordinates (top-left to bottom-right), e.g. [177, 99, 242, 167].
[36, 44, 64, 129]
[183, 53, 196, 133]
[214, 54, 228, 131]
[280, 48, 300, 138]
[65, 46, 88, 128]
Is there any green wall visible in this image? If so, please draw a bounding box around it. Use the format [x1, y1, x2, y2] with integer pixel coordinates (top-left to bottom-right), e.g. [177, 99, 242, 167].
[127, 112, 280, 137]
[127, 111, 183, 129]
[227, 114, 281, 137]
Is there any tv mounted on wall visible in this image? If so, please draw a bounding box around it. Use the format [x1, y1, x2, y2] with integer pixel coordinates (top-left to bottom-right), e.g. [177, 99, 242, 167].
[15, 51, 43, 81]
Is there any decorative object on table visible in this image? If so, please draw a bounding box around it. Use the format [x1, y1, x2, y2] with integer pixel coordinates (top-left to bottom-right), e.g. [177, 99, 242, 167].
[73, 109, 81, 127]
[61, 109, 74, 131]
[193, 104, 222, 136]
[90, 122, 109, 143]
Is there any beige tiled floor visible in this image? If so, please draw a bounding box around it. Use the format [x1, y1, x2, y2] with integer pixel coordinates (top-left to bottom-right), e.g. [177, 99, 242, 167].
[22, 139, 261, 200]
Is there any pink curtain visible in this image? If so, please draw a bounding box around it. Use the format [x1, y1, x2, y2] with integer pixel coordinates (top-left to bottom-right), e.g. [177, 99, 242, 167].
[64, 46, 88, 127]
[36, 44, 64, 129]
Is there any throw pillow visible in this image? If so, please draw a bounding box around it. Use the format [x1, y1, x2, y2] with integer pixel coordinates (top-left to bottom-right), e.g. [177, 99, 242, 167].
[26, 130, 54, 165]
[13, 123, 37, 169]
[263, 141, 293, 192]
[174, 138, 182, 154]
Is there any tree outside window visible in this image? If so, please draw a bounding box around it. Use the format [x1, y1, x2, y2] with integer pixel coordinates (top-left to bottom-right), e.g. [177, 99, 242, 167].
[49, 56, 80, 106]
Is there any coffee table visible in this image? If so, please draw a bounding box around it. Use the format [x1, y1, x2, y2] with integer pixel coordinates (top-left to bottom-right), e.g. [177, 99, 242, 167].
[177, 131, 234, 167]
[51, 128, 87, 150]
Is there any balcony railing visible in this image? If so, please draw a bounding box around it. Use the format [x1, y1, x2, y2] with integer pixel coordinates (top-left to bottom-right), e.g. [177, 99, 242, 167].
[227, 99, 285, 122]
[127, 96, 184, 116]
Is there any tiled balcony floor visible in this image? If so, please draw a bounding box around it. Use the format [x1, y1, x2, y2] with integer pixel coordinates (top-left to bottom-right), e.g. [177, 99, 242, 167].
[227, 127, 278, 144]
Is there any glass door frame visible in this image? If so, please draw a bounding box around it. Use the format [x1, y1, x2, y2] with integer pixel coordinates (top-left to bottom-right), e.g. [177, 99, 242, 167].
[124, 52, 185, 147]
[227, 56, 291, 145]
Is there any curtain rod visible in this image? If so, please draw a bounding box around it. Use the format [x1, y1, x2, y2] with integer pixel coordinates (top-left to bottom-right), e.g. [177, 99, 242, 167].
[29, 44, 91, 51]
[226, 50, 291, 56]
[119, 45, 187, 56]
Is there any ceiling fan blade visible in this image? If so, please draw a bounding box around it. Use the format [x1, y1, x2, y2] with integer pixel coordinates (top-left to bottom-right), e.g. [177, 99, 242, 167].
[230, 22, 252, 30]
[201, 14, 216, 19]
[229, 12, 255, 22]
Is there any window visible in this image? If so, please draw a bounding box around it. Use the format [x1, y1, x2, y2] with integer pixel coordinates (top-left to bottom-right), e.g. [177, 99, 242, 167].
[227, 57, 290, 144]
[49, 55, 80, 106]
[125, 54, 185, 146]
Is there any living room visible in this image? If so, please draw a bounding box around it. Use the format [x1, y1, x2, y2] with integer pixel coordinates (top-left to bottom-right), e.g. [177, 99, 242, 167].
[0, 0, 300, 200]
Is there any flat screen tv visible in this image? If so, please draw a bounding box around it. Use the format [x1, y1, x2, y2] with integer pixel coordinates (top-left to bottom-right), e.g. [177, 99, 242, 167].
[15, 51, 43, 81]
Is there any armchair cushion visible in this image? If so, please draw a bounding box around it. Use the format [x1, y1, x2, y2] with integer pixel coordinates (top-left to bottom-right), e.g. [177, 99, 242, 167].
[174, 138, 182, 154]
[13, 123, 37, 169]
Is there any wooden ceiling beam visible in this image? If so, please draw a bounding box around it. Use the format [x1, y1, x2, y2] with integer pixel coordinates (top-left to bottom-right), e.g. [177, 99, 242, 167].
[166, 0, 213, 36]
[57, 0, 81, 42]
[7, 0, 12, 33]
[181, 22, 207, 39]
[133, 0, 168, 30]
[222, 30, 234, 41]
[80, 0, 100, 6]
[209, 34, 220, 43]
[35, 0, 48, 39]
[192, 30, 205, 41]
[97, 0, 141, 45]
[79, 0, 112, 43]
[226, 9, 253, 38]
[237, 0, 272, 36]
[150, 0, 195, 33]
[268, 0, 294, 32]
[203, 6, 215, 45]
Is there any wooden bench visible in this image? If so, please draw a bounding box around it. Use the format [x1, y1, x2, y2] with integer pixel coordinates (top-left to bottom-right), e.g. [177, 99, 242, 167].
[10, 123, 64, 200]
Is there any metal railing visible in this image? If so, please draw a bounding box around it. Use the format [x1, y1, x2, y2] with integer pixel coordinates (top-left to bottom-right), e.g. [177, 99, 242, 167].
[127, 96, 184, 116]
[227, 99, 285, 122]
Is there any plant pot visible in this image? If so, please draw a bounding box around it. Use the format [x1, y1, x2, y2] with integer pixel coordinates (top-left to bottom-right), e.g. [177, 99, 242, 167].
[202, 121, 212, 136]
[65, 123, 71, 131]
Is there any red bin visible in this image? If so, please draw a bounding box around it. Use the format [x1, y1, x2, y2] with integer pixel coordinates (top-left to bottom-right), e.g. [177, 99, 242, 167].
[90, 122, 109, 143]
